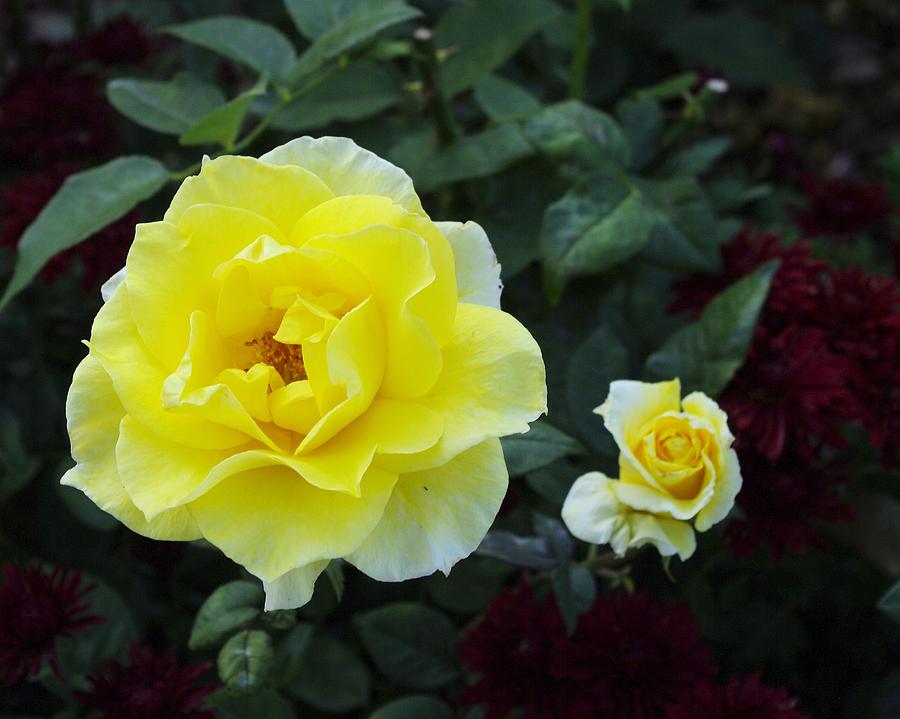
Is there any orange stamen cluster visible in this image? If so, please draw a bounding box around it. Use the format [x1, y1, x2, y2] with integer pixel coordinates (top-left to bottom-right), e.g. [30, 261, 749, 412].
[246, 332, 306, 383]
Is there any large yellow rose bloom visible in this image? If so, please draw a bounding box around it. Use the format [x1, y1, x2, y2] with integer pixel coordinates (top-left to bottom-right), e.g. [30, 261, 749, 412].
[63, 137, 547, 609]
[562, 379, 740, 560]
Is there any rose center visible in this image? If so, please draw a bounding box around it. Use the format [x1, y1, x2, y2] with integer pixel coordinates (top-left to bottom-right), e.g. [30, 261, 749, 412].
[660, 433, 692, 463]
[246, 332, 306, 383]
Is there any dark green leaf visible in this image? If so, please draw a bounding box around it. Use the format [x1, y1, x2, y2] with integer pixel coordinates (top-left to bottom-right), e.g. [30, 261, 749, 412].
[190, 580, 263, 651]
[180, 78, 266, 149]
[57, 460, 117, 531]
[0, 409, 40, 501]
[644, 261, 778, 396]
[271, 623, 315, 687]
[370, 696, 454, 719]
[523, 100, 631, 169]
[662, 136, 732, 177]
[474, 74, 541, 120]
[436, 0, 561, 96]
[217, 630, 274, 694]
[208, 688, 297, 719]
[634, 72, 699, 100]
[166, 16, 297, 84]
[567, 326, 629, 456]
[389, 124, 533, 192]
[615, 97, 664, 170]
[426, 556, 513, 615]
[476, 531, 561, 569]
[501, 420, 583, 476]
[663, 13, 808, 88]
[106, 75, 225, 135]
[292, 1, 421, 78]
[540, 165, 658, 302]
[878, 580, 900, 625]
[356, 603, 459, 690]
[1, 156, 169, 308]
[273, 61, 401, 131]
[287, 631, 370, 711]
[552, 563, 597, 635]
[283, 0, 367, 39]
[708, 178, 772, 212]
[324, 560, 345, 601]
[533, 514, 574, 561]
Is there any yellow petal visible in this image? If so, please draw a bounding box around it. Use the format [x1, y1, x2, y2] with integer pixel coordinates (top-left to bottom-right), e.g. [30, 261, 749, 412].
[305, 225, 442, 399]
[616, 457, 716, 522]
[259, 136, 423, 215]
[263, 561, 330, 611]
[597, 379, 682, 492]
[62, 355, 199, 540]
[270, 381, 320, 434]
[435, 221, 502, 309]
[187, 464, 397, 582]
[165, 155, 334, 234]
[561, 471, 623, 546]
[694, 446, 742, 532]
[622, 512, 696, 561]
[380, 303, 546, 474]
[90, 285, 248, 450]
[127, 207, 284, 369]
[347, 438, 506, 581]
[682, 391, 736, 448]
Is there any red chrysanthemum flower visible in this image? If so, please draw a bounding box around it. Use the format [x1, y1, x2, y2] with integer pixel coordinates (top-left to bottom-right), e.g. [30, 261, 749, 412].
[725, 451, 852, 560]
[669, 228, 826, 326]
[460, 583, 568, 719]
[666, 674, 810, 719]
[555, 592, 716, 719]
[76, 645, 216, 719]
[0, 563, 104, 684]
[721, 325, 857, 461]
[794, 173, 894, 238]
[2, 170, 136, 290]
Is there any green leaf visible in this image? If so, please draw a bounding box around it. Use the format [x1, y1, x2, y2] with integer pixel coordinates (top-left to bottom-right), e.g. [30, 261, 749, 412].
[534, 514, 574, 561]
[878, 580, 900, 625]
[180, 77, 267, 149]
[638, 177, 725, 273]
[426, 556, 513, 615]
[644, 261, 778, 396]
[271, 623, 315, 688]
[166, 16, 298, 84]
[208, 688, 297, 719]
[476, 532, 563, 570]
[283, 0, 367, 39]
[370, 696, 455, 719]
[615, 97, 664, 170]
[218, 630, 274, 694]
[436, 0, 561, 96]
[662, 136, 732, 177]
[286, 631, 370, 711]
[0, 409, 40, 501]
[634, 72, 699, 101]
[566, 326, 629, 456]
[540, 165, 658, 302]
[663, 12, 808, 88]
[324, 560, 345, 601]
[273, 61, 401, 132]
[501, 420, 583, 476]
[474, 74, 541, 120]
[106, 75, 225, 135]
[292, 1, 421, 79]
[190, 580, 263, 651]
[1, 156, 169, 308]
[523, 100, 631, 169]
[389, 124, 533, 193]
[356, 603, 459, 690]
[552, 563, 597, 635]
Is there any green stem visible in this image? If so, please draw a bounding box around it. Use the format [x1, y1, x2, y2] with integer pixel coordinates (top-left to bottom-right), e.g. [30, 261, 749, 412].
[413, 27, 456, 145]
[569, 0, 592, 99]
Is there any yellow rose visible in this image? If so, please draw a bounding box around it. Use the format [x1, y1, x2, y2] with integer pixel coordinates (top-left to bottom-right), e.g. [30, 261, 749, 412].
[63, 137, 547, 609]
[562, 379, 740, 560]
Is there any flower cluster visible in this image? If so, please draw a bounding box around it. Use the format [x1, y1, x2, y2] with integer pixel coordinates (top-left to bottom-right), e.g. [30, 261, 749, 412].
[0, 17, 150, 291]
[460, 585, 807, 719]
[75, 645, 215, 719]
[670, 224, 900, 556]
[0, 563, 103, 684]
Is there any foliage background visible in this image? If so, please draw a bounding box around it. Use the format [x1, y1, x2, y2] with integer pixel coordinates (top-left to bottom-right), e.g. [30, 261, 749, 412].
[1, 0, 900, 717]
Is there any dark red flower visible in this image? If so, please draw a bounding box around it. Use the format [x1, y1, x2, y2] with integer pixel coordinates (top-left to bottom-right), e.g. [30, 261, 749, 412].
[76, 645, 216, 719]
[794, 173, 894, 237]
[0, 563, 104, 684]
[74, 17, 152, 66]
[460, 583, 568, 719]
[669, 228, 826, 327]
[556, 592, 716, 719]
[725, 451, 852, 560]
[2, 170, 136, 290]
[0, 66, 117, 163]
[666, 674, 810, 719]
[721, 325, 857, 461]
